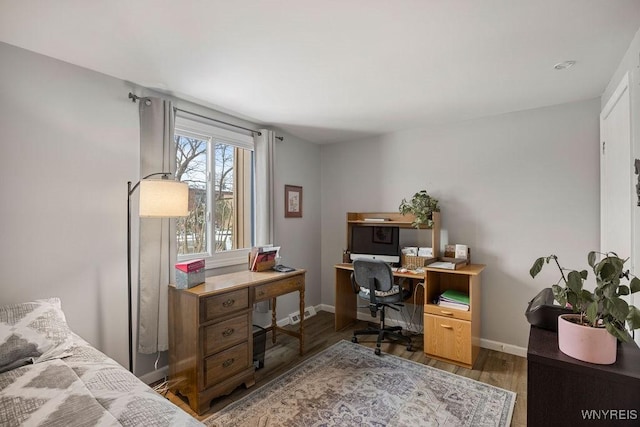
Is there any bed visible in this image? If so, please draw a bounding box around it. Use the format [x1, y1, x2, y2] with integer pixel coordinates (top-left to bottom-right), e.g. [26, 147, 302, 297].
[0, 298, 202, 426]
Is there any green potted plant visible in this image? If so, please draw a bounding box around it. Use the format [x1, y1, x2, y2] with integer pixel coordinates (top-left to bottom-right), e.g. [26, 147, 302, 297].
[398, 190, 439, 228]
[530, 251, 640, 364]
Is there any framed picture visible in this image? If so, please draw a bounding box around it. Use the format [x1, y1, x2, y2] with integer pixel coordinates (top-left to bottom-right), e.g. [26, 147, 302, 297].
[372, 227, 393, 244]
[285, 185, 303, 218]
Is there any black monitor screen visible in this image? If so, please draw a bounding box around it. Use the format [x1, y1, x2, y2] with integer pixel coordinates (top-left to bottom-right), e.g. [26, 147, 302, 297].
[350, 226, 400, 261]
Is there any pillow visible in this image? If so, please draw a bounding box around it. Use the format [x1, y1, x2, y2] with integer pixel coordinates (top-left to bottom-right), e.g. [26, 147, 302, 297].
[358, 285, 400, 297]
[0, 298, 75, 373]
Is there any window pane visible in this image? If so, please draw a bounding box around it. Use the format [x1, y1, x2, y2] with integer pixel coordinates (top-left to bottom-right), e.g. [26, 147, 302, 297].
[175, 135, 208, 256]
[215, 143, 236, 252]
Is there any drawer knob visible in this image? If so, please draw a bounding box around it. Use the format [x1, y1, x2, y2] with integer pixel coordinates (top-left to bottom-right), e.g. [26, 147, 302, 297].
[222, 328, 235, 338]
[222, 358, 235, 368]
[222, 298, 235, 308]
[440, 324, 453, 329]
[440, 310, 453, 315]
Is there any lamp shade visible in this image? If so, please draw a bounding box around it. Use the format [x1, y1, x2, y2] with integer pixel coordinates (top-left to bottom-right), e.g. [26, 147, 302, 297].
[139, 179, 189, 217]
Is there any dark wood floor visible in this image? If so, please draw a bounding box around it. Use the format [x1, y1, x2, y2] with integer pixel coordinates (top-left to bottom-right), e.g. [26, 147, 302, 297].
[163, 311, 527, 426]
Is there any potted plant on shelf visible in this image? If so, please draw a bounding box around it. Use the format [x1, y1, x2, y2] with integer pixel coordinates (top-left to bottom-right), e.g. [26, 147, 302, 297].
[398, 190, 440, 228]
[530, 251, 640, 364]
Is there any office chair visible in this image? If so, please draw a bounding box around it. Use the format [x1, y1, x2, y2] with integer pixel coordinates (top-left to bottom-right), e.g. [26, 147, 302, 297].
[350, 259, 413, 355]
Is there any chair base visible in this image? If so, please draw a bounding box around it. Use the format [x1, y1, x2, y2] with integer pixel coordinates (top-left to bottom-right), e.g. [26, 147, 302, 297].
[352, 324, 413, 356]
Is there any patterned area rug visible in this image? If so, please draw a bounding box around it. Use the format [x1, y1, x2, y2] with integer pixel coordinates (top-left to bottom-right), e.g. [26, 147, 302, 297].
[205, 340, 515, 427]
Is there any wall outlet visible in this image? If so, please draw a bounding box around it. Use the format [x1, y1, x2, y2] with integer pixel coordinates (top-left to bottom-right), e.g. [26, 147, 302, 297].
[288, 306, 317, 325]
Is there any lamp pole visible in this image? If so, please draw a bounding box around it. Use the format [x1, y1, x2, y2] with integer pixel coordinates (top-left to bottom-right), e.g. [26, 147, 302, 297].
[126, 172, 173, 373]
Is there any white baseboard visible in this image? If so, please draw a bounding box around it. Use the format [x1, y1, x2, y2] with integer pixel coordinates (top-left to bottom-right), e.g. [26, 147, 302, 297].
[275, 304, 324, 327]
[479, 338, 527, 358]
[317, 303, 334, 313]
[138, 365, 168, 385]
[318, 305, 527, 358]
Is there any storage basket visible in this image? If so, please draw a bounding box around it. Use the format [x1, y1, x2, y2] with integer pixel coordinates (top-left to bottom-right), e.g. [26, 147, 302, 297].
[402, 254, 435, 269]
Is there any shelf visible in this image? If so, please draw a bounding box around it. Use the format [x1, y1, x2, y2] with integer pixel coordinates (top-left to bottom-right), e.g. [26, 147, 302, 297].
[346, 211, 441, 259]
[346, 211, 440, 230]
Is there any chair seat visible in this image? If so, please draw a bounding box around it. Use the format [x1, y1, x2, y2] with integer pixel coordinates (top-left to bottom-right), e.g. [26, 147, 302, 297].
[358, 287, 411, 304]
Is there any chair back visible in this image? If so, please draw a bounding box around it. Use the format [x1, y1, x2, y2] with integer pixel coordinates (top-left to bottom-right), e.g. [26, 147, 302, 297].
[352, 259, 394, 293]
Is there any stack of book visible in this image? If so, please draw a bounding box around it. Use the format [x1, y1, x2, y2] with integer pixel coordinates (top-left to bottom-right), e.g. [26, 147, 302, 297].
[438, 289, 470, 311]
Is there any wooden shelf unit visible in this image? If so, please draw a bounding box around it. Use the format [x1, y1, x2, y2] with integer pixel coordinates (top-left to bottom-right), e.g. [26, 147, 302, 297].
[346, 211, 441, 258]
[423, 264, 484, 369]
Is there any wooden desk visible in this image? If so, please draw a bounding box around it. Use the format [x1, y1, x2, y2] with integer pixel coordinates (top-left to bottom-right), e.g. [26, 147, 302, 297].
[334, 263, 424, 331]
[527, 326, 640, 426]
[169, 269, 305, 414]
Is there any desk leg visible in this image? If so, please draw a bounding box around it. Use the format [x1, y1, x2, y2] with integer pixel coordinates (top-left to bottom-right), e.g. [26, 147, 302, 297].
[299, 287, 305, 356]
[335, 268, 357, 331]
[271, 297, 277, 344]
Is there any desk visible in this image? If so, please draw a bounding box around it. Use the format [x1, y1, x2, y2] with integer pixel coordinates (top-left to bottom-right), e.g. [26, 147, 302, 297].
[334, 263, 424, 331]
[168, 269, 305, 414]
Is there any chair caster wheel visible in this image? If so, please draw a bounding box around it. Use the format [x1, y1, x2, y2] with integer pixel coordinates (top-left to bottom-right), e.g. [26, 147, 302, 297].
[374, 348, 381, 356]
[351, 337, 358, 343]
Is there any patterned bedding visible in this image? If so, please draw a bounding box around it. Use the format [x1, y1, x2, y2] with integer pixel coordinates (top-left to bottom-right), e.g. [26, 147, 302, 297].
[0, 298, 202, 427]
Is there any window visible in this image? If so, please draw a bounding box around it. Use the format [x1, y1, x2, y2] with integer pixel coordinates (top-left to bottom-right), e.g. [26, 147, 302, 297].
[174, 114, 254, 267]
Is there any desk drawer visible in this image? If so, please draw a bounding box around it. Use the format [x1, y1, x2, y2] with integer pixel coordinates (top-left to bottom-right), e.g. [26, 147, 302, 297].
[204, 342, 249, 388]
[424, 303, 471, 321]
[424, 314, 471, 365]
[203, 313, 249, 356]
[255, 276, 303, 301]
[202, 289, 249, 322]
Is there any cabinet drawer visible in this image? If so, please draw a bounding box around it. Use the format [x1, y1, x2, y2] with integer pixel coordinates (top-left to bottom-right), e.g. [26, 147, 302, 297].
[424, 303, 471, 321]
[203, 313, 250, 356]
[204, 342, 250, 389]
[202, 289, 249, 322]
[254, 276, 303, 301]
[424, 314, 471, 365]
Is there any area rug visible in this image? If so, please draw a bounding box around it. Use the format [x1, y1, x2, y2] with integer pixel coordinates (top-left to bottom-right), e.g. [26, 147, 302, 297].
[204, 340, 515, 427]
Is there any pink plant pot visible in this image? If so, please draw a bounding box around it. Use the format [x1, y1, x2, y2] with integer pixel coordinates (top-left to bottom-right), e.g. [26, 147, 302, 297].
[557, 314, 617, 364]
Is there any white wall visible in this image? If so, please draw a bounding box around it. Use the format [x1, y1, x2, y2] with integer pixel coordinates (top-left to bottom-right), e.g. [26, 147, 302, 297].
[0, 42, 138, 366]
[267, 130, 322, 324]
[602, 27, 640, 272]
[602, 26, 640, 344]
[0, 42, 323, 378]
[320, 99, 601, 349]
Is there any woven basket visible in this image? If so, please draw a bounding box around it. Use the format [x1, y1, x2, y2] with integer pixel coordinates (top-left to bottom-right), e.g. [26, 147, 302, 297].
[402, 254, 433, 269]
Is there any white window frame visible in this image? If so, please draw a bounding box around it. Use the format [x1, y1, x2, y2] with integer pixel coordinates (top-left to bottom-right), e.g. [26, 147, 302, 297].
[175, 114, 254, 269]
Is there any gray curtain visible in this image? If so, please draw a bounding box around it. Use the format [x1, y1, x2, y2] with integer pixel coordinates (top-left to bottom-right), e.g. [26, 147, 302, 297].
[254, 129, 275, 245]
[137, 98, 177, 354]
[253, 129, 275, 315]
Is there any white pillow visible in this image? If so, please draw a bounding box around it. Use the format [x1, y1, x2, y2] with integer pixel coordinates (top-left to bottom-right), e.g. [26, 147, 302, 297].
[0, 298, 74, 372]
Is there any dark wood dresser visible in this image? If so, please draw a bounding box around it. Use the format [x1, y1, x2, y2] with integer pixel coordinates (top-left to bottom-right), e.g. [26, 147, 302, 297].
[527, 326, 640, 426]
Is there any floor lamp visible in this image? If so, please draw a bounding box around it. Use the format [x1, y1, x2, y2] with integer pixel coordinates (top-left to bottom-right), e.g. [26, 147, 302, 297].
[127, 172, 188, 373]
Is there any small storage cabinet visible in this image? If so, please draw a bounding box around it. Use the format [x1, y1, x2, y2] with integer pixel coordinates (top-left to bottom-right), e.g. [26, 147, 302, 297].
[423, 264, 484, 368]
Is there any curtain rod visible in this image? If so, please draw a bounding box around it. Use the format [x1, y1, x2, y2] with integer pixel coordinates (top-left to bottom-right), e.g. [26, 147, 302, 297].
[128, 92, 283, 141]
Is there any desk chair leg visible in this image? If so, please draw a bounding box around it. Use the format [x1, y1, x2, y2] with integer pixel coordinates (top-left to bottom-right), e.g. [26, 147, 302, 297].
[351, 306, 413, 355]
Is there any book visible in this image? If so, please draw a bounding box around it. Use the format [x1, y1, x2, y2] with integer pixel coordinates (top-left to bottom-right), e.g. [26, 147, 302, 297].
[437, 300, 470, 311]
[250, 245, 280, 271]
[429, 261, 456, 270]
[363, 218, 390, 222]
[440, 289, 470, 305]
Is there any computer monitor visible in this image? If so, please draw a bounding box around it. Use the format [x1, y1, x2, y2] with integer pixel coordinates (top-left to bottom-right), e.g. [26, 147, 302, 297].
[350, 226, 400, 264]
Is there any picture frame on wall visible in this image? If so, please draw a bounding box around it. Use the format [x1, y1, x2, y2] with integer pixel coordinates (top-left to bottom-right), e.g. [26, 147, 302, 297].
[285, 185, 303, 218]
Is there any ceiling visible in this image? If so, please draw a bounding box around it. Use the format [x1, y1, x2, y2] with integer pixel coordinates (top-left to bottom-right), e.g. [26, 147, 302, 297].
[1, 1, 639, 144]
